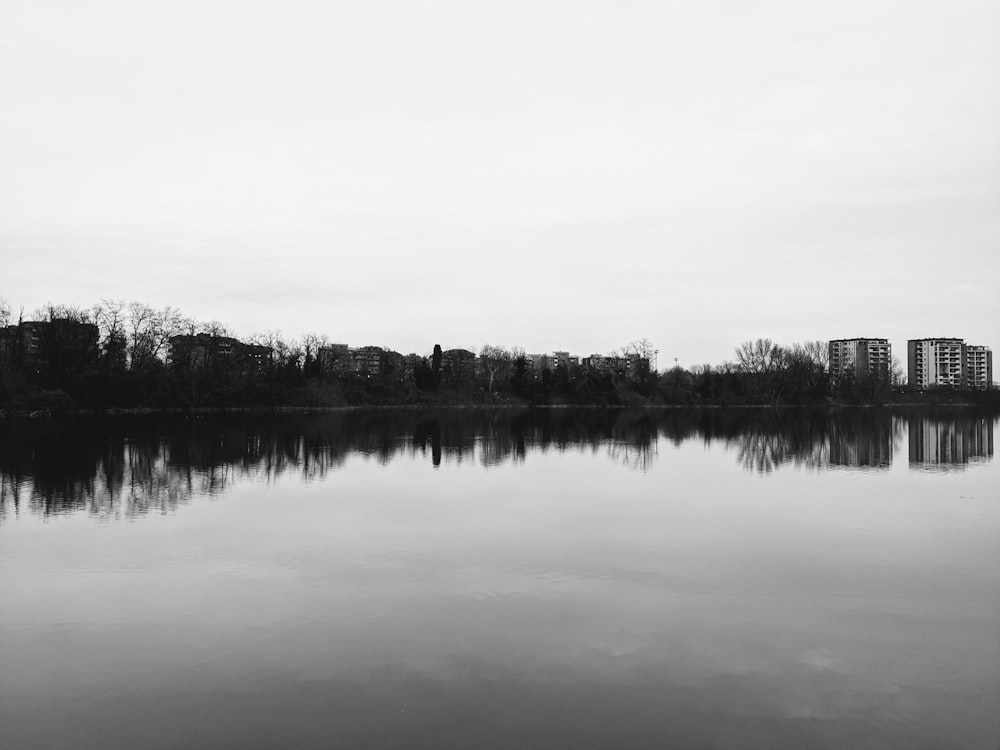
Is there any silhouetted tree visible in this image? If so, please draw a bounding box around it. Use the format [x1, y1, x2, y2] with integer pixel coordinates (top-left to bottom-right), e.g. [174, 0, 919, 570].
[30, 303, 99, 380]
[779, 342, 829, 403]
[625, 338, 655, 385]
[735, 338, 785, 403]
[605, 348, 631, 379]
[301, 333, 328, 378]
[92, 299, 128, 371]
[432, 344, 443, 388]
[412, 357, 436, 391]
[479, 344, 513, 393]
[126, 302, 185, 373]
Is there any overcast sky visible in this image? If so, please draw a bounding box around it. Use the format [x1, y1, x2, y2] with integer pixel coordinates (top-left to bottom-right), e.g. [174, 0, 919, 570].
[1, 0, 997, 366]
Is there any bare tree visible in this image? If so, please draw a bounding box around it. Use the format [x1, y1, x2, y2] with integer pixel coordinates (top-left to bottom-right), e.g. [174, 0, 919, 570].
[248, 330, 285, 374]
[624, 338, 655, 384]
[92, 299, 128, 369]
[284, 338, 305, 374]
[605, 348, 631, 378]
[801, 340, 829, 370]
[126, 302, 186, 373]
[200, 319, 231, 338]
[301, 332, 329, 376]
[735, 338, 784, 376]
[0, 298, 14, 375]
[781, 341, 830, 401]
[93, 299, 126, 336]
[478, 344, 513, 393]
[734, 338, 787, 403]
[625, 338, 655, 361]
[256, 333, 303, 376]
[890, 355, 905, 389]
[34, 302, 92, 323]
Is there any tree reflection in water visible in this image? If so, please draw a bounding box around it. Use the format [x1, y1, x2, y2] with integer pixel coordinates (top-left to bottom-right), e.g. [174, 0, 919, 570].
[0, 407, 994, 518]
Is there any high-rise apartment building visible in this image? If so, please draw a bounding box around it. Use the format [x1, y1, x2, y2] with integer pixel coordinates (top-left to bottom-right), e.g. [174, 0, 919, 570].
[965, 345, 993, 390]
[906, 339, 993, 390]
[828, 338, 891, 380]
[907, 338, 967, 389]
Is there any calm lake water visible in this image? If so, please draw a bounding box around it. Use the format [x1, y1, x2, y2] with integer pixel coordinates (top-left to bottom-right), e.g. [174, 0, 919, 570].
[1, 407, 998, 749]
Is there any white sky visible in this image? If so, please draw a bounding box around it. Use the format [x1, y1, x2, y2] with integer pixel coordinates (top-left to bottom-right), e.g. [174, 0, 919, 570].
[1, 0, 998, 366]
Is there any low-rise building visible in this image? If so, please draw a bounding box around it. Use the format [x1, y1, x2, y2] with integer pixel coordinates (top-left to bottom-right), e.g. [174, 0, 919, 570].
[242, 343, 271, 376]
[169, 333, 240, 372]
[552, 351, 579, 370]
[582, 354, 611, 372]
[525, 354, 552, 376]
[442, 349, 476, 382]
[0, 319, 99, 375]
[168, 333, 270, 376]
[318, 344, 350, 373]
[401, 353, 424, 379]
[350, 346, 384, 377]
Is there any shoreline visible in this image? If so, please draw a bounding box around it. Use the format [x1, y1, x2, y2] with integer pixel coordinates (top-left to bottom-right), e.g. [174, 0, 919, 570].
[3, 401, 996, 419]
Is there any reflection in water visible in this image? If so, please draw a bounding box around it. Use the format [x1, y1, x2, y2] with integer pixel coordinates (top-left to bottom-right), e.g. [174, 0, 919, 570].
[908, 414, 994, 470]
[829, 415, 896, 469]
[2, 407, 1000, 750]
[1, 407, 996, 517]
[724, 409, 901, 474]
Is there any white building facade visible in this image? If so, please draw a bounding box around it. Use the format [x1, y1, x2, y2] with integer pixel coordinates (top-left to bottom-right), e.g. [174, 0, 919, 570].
[965, 345, 993, 390]
[828, 338, 891, 380]
[907, 338, 967, 389]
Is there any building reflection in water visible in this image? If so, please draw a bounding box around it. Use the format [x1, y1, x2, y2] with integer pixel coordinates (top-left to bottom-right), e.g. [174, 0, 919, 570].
[828, 415, 896, 470]
[908, 414, 994, 471]
[1, 408, 995, 518]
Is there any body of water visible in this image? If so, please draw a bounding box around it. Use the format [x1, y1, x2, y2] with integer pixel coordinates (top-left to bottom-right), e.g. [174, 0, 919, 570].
[1, 407, 998, 748]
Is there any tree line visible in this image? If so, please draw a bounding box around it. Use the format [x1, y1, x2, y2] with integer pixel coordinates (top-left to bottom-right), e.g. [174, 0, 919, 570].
[0, 297, 994, 412]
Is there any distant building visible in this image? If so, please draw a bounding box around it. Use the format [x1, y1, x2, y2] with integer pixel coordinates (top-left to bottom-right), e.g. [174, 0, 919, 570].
[0, 319, 99, 376]
[401, 353, 424, 379]
[0, 325, 24, 369]
[828, 338, 891, 380]
[318, 344, 350, 373]
[170, 333, 235, 371]
[525, 354, 552, 376]
[441, 349, 476, 382]
[624, 352, 649, 377]
[242, 343, 271, 376]
[581, 354, 609, 372]
[168, 333, 270, 376]
[382, 349, 405, 379]
[350, 346, 384, 377]
[345, 346, 405, 379]
[965, 345, 993, 390]
[907, 338, 971, 389]
[552, 351, 579, 370]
